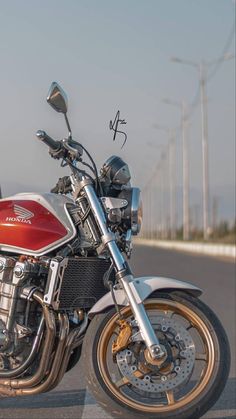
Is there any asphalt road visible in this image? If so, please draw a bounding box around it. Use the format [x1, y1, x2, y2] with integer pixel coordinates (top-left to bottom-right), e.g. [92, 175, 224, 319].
[0, 245, 235, 419]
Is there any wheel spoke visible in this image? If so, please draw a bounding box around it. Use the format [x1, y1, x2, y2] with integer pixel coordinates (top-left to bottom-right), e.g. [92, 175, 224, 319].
[97, 299, 217, 413]
[186, 323, 193, 331]
[115, 370, 144, 388]
[163, 310, 175, 318]
[195, 352, 207, 361]
[166, 390, 175, 405]
[115, 376, 130, 388]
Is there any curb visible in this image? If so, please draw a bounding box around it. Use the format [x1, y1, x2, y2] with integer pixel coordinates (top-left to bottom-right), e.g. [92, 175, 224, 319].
[134, 238, 236, 259]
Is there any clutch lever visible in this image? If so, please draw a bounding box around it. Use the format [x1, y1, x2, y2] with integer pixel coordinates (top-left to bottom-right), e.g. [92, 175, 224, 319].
[62, 139, 83, 161]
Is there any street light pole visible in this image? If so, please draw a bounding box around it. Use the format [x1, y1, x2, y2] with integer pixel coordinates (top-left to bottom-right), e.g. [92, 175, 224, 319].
[199, 62, 210, 240]
[160, 153, 166, 239]
[182, 100, 190, 240]
[169, 130, 177, 239]
[170, 57, 210, 240]
[153, 125, 177, 240]
[171, 53, 234, 240]
[162, 99, 190, 240]
[146, 142, 166, 239]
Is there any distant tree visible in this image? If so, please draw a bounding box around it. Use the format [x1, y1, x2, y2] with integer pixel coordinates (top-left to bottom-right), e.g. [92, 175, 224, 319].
[233, 219, 236, 235]
[217, 220, 230, 237]
[176, 226, 183, 240]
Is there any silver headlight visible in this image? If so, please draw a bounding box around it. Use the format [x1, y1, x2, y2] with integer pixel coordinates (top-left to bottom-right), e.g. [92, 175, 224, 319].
[130, 188, 142, 234]
[117, 187, 142, 235]
[100, 155, 131, 186]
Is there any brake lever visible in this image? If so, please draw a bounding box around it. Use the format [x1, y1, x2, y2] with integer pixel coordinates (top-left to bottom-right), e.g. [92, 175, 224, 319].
[49, 147, 65, 160]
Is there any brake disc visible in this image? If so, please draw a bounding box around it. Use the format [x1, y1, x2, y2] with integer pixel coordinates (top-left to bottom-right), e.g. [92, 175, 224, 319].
[116, 316, 195, 393]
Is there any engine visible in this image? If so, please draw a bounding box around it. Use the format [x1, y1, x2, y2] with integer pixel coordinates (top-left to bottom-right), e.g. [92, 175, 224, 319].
[0, 255, 46, 370]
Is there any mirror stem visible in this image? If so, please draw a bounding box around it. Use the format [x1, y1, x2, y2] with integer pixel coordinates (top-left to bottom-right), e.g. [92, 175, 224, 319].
[65, 114, 72, 139]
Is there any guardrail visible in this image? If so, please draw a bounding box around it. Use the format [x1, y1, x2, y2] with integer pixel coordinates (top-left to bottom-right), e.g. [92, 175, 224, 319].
[134, 238, 236, 259]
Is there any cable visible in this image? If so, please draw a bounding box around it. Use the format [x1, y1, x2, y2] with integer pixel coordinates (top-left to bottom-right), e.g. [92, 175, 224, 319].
[77, 143, 103, 196]
[81, 160, 96, 175]
[208, 20, 235, 82]
[181, 17, 235, 121]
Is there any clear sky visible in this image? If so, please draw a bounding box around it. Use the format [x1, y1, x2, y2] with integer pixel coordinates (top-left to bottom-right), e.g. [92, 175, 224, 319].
[0, 0, 235, 220]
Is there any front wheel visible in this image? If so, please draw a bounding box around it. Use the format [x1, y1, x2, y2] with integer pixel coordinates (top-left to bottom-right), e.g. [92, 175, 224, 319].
[83, 292, 230, 419]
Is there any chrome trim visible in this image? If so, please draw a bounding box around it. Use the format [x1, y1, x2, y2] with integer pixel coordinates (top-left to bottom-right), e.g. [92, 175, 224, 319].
[83, 182, 161, 357]
[44, 258, 68, 309]
[47, 82, 68, 114]
[100, 197, 128, 210]
[101, 232, 116, 246]
[120, 274, 163, 356]
[131, 187, 142, 234]
[71, 176, 93, 198]
[83, 183, 126, 271]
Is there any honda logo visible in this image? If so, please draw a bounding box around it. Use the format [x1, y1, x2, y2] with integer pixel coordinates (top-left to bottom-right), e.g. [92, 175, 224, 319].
[13, 205, 34, 220]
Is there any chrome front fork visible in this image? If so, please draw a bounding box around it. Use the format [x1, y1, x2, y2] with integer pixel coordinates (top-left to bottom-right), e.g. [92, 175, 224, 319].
[83, 182, 164, 359]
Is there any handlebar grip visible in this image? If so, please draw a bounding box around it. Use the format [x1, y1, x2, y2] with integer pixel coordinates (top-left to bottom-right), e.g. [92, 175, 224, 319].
[36, 130, 61, 151]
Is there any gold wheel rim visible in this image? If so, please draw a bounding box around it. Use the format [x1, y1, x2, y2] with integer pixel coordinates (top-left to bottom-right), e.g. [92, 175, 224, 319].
[97, 298, 217, 413]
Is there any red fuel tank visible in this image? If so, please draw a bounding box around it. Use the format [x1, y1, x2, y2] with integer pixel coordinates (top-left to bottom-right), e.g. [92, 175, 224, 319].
[0, 193, 76, 256]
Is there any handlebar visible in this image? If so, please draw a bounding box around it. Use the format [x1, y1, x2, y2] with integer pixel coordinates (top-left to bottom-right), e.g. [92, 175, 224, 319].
[36, 129, 97, 193]
[36, 130, 62, 152]
[36, 130, 83, 162]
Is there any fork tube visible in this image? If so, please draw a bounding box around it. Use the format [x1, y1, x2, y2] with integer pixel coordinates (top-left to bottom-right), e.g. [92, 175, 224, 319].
[83, 182, 163, 358]
[83, 183, 126, 270]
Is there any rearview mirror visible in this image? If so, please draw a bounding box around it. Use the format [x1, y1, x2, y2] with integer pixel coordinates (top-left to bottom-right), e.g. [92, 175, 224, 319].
[47, 82, 68, 114]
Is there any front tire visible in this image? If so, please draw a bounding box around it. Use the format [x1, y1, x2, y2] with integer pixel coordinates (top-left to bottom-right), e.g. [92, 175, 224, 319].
[82, 292, 230, 419]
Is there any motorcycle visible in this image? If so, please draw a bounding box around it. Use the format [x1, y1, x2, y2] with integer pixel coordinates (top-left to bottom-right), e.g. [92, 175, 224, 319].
[0, 82, 230, 419]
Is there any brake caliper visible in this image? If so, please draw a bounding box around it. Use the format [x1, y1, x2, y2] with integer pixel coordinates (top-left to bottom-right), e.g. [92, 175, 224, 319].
[112, 319, 132, 356]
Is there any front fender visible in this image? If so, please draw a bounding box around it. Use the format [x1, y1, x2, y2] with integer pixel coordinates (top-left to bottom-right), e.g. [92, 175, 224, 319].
[88, 276, 202, 317]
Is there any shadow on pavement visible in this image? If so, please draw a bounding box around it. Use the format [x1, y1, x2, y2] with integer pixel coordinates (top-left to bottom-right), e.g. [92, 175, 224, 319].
[0, 389, 90, 409]
[0, 378, 235, 418]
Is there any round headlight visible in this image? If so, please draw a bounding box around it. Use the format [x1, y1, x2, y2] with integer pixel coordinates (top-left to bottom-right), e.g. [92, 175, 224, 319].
[101, 156, 131, 186]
